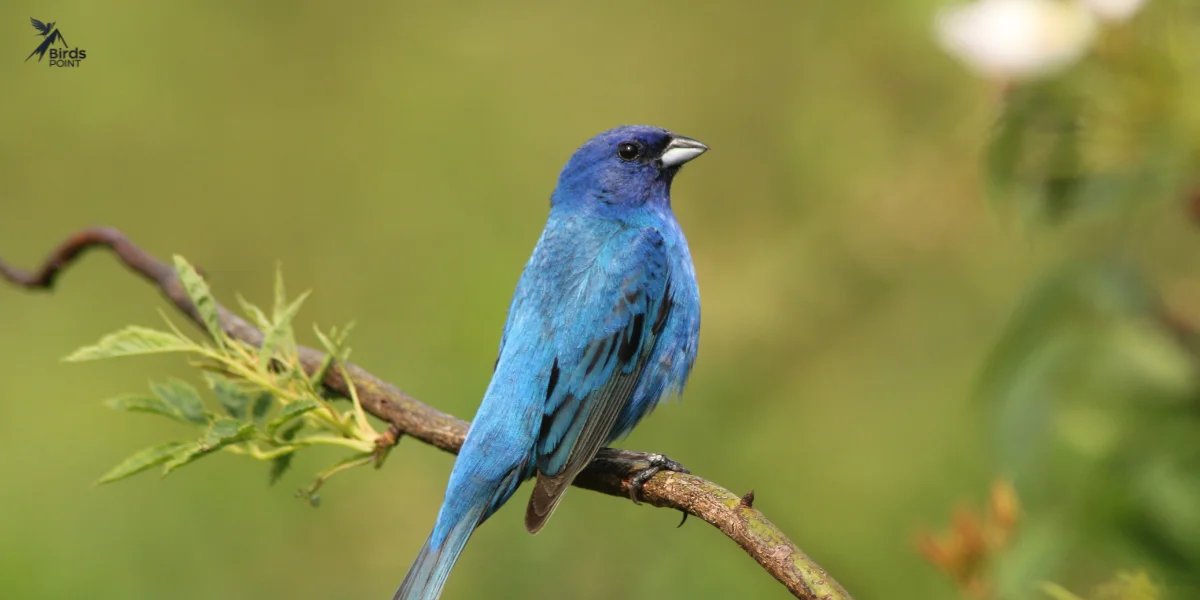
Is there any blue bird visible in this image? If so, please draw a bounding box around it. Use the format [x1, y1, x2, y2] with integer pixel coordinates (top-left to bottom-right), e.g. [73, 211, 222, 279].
[394, 125, 707, 600]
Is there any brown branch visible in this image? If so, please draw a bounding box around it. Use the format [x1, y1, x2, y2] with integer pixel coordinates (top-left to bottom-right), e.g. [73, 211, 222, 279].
[1, 227, 854, 600]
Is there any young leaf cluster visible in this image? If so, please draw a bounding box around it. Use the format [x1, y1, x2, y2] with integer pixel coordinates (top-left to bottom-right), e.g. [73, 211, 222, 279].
[69, 256, 386, 505]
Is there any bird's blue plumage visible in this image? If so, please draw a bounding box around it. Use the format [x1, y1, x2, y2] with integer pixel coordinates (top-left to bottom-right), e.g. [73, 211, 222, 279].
[394, 125, 705, 600]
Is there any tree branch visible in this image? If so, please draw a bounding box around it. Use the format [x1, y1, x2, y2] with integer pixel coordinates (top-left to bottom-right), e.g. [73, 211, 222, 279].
[1, 227, 853, 600]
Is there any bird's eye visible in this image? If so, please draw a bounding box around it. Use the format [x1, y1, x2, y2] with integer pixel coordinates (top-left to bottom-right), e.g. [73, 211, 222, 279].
[617, 142, 641, 161]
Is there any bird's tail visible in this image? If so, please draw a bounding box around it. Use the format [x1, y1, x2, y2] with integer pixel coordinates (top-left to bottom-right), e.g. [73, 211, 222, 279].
[392, 372, 534, 600]
[392, 502, 484, 600]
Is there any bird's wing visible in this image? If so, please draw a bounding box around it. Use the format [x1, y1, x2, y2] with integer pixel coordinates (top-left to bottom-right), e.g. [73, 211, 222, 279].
[524, 226, 672, 533]
[30, 18, 49, 34]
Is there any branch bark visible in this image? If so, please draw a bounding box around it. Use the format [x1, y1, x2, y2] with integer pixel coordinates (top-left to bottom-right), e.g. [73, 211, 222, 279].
[1, 227, 854, 600]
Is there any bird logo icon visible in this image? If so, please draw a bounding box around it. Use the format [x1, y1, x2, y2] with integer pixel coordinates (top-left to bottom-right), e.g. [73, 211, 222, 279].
[27, 18, 68, 62]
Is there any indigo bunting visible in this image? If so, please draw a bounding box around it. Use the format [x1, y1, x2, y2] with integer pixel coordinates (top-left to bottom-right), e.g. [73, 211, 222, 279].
[394, 125, 707, 599]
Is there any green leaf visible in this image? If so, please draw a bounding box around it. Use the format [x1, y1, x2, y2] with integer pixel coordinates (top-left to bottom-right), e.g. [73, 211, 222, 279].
[279, 420, 303, 441]
[202, 417, 254, 449]
[984, 82, 1093, 227]
[173, 255, 225, 350]
[160, 419, 253, 476]
[64, 326, 192, 362]
[267, 399, 319, 433]
[204, 373, 254, 419]
[272, 263, 288, 317]
[98, 441, 195, 484]
[236, 293, 271, 331]
[151, 379, 208, 425]
[310, 323, 355, 385]
[268, 451, 296, 485]
[269, 421, 304, 485]
[161, 441, 205, 476]
[311, 326, 339, 385]
[259, 287, 311, 374]
[105, 394, 196, 425]
[251, 393, 274, 423]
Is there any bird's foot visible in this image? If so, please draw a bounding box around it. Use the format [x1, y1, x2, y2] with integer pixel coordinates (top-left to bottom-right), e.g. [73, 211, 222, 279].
[627, 453, 691, 526]
[628, 453, 688, 502]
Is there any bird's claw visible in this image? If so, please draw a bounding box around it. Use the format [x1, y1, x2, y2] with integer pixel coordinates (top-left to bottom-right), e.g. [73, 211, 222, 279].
[627, 452, 689, 505]
[626, 453, 691, 527]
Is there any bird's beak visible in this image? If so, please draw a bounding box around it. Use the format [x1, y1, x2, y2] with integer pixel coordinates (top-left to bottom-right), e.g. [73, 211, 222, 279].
[659, 135, 709, 168]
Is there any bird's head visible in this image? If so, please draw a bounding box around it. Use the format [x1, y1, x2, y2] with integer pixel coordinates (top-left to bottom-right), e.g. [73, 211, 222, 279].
[551, 125, 708, 212]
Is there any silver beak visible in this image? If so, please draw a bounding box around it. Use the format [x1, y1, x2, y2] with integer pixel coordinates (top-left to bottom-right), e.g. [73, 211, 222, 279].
[659, 135, 709, 168]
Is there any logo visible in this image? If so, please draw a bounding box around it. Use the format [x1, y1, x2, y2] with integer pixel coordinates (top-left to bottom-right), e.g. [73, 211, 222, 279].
[26, 18, 86, 67]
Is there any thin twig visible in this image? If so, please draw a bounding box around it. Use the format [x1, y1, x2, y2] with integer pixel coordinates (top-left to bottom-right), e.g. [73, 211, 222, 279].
[1, 227, 854, 600]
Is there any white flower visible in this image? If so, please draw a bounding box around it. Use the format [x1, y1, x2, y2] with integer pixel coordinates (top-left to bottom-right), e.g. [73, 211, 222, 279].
[935, 0, 1098, 81]
[1081, 0, 1148, 22]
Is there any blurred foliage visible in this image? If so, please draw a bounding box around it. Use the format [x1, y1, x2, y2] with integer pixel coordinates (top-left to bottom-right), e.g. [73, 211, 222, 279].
[4, 0, 1200, 599]
[926, 1, 1200, 599]
[917, 480, 1022, 599]
[1043, 571, 1161, 600]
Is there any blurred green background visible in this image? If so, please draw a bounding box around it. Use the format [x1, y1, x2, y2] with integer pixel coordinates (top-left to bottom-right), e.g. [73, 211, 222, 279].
[2, 1, 1198, 599]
